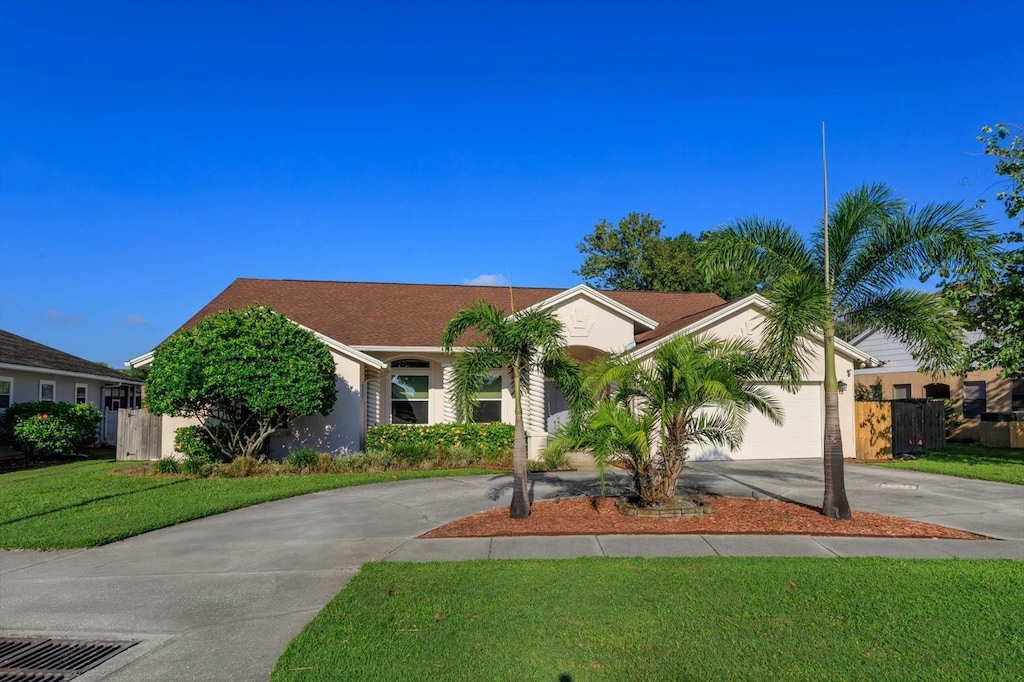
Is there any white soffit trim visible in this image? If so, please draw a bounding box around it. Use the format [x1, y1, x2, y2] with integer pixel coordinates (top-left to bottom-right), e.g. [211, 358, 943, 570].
[516, 284, 658, 330]
[295, 324, 388, 370]
[126, 350, 155, 368]
[0, 363, 144, 385]
[848, 328, 876, 346]
[628, 293, 877, 365]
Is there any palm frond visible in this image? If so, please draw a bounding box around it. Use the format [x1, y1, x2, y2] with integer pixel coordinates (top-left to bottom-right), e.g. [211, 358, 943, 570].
[700, 217, 818, 287]
[686, 411, 744, 451]
[814, 183, 905, 289]
[759, 272, 828, 387]
[843, 289, 966, 373]
[447, 346, 507, 423]
[836, 200, 998, 308]
[440, 301, 508, 352]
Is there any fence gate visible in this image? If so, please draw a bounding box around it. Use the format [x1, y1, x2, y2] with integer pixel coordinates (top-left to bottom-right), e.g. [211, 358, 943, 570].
[891, 400, 945, 455]
[116, 408, 162, 460]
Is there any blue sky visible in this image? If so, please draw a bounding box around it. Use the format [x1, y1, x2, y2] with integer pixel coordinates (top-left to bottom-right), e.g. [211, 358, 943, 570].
[1, 0, 1021, 366]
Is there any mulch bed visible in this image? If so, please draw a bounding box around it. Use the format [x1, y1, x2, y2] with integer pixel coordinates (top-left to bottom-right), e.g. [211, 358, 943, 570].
[421, 495, 983, 539]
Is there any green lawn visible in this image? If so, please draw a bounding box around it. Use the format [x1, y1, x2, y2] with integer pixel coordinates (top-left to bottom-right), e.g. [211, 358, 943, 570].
[274, 557, 1024, 681]
[0, 460, 498, 549]
[871, 443, 1024, 485]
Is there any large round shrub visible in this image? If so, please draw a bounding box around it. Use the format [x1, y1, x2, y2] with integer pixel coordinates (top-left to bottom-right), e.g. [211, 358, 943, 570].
[3, 402, 102, 457]
[146, 306, 337, 461]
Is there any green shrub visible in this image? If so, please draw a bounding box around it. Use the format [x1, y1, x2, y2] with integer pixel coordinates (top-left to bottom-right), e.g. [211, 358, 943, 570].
[540, 448, 571, 471]
[944, 400, 962, 437]
[153, 458, 181, 474]
[342, 451, 395, 473]
[4, 402, 102, 457]
[284, 447, 320, 471]
[174, 425, 227, 462]
[313, 452, 339, 473]
[366, 423, 514, 457]
[217, 456, 268, 478]
[389, 441, 436, 466]
[855, 378, 884, 402]
[182, 454, 213, 477]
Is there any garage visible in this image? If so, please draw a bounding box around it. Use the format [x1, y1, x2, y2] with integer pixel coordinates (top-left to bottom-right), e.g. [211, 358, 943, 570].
[690, 383, 823, 461]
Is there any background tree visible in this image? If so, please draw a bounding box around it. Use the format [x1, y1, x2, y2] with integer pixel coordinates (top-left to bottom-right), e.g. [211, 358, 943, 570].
[572, 335, 781, 506]
[977, 123, 1023, 226]
[574, 212, 760, 299]
[146, 306, 337, 460]
[942, 124, 1024, 376]
[702, 183, 997, 519]
[441, 301, 582, 519]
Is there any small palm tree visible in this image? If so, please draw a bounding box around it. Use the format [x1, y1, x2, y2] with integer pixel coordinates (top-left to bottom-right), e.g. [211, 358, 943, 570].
[441, 301, 582, 518]
[582, 334, 782, 506]
[701, 183, 998, 518]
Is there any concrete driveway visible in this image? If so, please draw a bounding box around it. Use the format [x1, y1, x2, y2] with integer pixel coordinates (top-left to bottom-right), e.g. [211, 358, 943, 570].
[0, 460, 1020, 681]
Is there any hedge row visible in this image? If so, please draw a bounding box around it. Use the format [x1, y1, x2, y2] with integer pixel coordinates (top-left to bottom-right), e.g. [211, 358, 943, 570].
[366, 423, 514, 455]
[0, 401, 102, 457]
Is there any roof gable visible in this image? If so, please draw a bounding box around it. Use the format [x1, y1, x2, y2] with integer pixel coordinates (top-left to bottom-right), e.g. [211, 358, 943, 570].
[0, 329, 142, 384]
[629, 294, 876, 365]
[164, 278, 728, 350]
[518, 284, 658, 331]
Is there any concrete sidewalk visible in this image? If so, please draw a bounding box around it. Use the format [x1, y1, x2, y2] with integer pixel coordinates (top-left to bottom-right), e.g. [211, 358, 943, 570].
[1, 462, 1021, 681]
[386, 533, 1024, 562]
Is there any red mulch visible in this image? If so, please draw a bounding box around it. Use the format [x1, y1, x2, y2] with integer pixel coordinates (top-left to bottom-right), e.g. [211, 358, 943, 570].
[421, 496, 983, 539]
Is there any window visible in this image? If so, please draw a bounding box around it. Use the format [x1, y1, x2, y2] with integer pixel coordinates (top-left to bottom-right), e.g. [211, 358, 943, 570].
[473, 375, 503, 423]
[893, 384, 912, 400]
[0, 377, 11, 411]
[1012, 379, 1024, 412]
[924, 383, 950, 400]
[39, 380, 55, 402]
[390, 359, 431, 424]
[963, 381, 987, 418]
[75, 383, 88, 405]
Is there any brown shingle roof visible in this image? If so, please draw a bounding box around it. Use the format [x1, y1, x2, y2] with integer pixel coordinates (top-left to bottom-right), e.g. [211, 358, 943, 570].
[175, 278, 727, 348]
[0, 329, 143, 383]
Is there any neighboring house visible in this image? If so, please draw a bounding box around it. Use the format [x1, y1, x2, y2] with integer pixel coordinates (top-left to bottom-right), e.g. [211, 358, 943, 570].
[851, 329, 1024, 441]
[0, 329, 144, 444]
[128, 278, 875, 461]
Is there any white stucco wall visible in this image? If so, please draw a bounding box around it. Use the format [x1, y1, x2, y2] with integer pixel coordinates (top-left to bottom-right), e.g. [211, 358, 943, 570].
[160, 414, 200, 459]
[270, 350, 365, 456]
[550, 293, 638, 354]
[666, 303, 859, 460]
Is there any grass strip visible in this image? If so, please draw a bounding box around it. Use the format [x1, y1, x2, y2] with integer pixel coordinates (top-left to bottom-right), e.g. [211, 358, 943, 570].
[0, 460, 499, 549]
[872, 444, 1024, 485]
[274, 557, 1024, 681]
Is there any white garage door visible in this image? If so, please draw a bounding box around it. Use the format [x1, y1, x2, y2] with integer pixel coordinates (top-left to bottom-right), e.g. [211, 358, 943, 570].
[690, 383, 823, 461]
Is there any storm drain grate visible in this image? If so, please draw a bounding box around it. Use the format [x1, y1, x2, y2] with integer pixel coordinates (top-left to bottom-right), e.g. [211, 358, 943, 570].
[0, 637, 138, 681]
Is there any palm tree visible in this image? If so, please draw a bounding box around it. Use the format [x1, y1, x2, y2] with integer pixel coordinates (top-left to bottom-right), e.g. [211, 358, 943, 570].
[582, 334, 782, 506]
[701, 183, 998, 519]
[441, 301, 582, 518]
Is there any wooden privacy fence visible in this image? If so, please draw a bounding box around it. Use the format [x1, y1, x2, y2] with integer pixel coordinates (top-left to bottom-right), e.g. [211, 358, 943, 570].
[116, 408, 162, 460]
[855, 400, 946, 460]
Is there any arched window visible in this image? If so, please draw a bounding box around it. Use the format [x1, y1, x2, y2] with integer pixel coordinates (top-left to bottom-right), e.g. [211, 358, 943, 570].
[390, 359, 430, 424]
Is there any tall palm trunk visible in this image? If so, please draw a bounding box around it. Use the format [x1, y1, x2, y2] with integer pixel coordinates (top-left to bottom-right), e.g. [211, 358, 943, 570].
[822, 321, 851, 519]
[510, 360, 530, 519]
